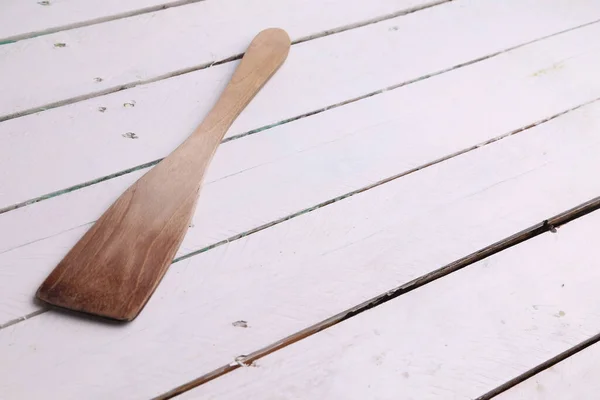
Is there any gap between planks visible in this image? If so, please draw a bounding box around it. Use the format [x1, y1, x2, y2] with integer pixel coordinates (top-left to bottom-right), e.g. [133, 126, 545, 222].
[0, 0, 450, 123]
[1, 16, 598, 217]
[154, 194, 600, 399]
[476, 332, 600, 399]
[0, 0, 207, 44]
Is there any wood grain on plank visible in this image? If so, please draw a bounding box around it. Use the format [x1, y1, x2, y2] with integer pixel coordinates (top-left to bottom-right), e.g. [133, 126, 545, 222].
[0, 0, 440, 120]
[3, 100, 600, 399]
[178, 209, 600, 400]
[496, 341, 600, 400]
[36, 29, 290, 321]
[1, 0, 600, 212]
[0, 0, 201, 43]
[2, 21, 600, 324]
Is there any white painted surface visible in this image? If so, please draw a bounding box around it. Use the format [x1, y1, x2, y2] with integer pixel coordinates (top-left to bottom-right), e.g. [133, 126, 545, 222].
[2, 21, 600, 324]
[2, 0, 600, 212]
[3, 100, 600, 398]
[0, 0, 196, 42]
[0, 0, 438, 119]
[2, 0, 600, 398]
[497, 343, 600, 399]
[181, 209, 600, 400]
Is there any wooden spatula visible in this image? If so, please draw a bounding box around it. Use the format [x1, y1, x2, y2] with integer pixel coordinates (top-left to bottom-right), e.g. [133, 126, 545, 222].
[37, 28, 291, 321]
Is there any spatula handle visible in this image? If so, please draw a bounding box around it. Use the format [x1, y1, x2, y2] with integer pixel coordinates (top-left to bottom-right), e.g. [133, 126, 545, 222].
[193, 28, 290, 141]
[173, 28, 291, 182]
[143, 28, 290, 209]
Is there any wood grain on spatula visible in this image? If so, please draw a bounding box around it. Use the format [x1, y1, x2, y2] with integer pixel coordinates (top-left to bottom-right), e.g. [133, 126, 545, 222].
[37, 28, 291, 321]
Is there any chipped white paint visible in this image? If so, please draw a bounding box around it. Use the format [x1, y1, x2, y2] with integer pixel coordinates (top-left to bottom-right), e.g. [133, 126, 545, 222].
[2, 21, 600, 324]
[3, 99, 600, 398]
[0, 0, 199, 42]
[179, 209, 600, 400]
[497, 342, 600, 399]
[0, 0, 439, 119]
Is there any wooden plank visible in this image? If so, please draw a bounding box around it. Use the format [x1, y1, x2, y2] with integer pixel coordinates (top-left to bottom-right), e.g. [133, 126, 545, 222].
[0, 0, 441, 120]
[0, 0, 202, 43]
[1, 0, 600, 213]
[496, 342, 600, 400]
[2, 21, 600, 324]
[178, 207, 600, 400]
[3, 97, 600, 399]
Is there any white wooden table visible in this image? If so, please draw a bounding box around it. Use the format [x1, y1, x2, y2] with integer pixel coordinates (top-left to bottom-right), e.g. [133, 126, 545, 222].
[2, 0, 600, 398]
